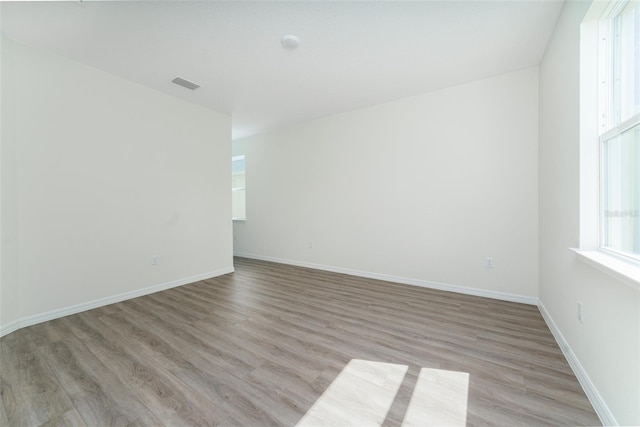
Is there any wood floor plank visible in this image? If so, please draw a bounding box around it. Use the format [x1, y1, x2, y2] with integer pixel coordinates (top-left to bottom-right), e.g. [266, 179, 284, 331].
[92, 315, 262, 426]
[0, 257, 600, 426]
[63, 312, 217, 426]
[38, 334, 163, 426]
[0, 372, 16, 426]
[101, 304, 307, 426]
[0, 330, 74, 425]
[39, 408, 87, 427]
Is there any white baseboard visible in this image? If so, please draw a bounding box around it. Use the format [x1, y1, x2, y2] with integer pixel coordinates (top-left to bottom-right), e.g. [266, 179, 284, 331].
[0, 266, 234, 338]
[0, 319, 22, 339]
[537, 301, 616, 426]
[233, 252, 538, 305]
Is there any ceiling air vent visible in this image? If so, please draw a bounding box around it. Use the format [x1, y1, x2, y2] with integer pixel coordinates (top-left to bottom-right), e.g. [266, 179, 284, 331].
[171, 77, 200, 90]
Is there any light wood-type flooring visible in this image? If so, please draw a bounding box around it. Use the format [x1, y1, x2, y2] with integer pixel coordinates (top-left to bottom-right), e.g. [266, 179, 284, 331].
[1, 257, 600, 426]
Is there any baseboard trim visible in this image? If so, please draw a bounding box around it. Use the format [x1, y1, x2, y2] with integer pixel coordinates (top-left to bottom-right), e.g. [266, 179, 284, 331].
[0, 319, 22, 339]
[537, 301, 616, 426]
[0, 266, 234, 338]
[233, 252, 538, 305]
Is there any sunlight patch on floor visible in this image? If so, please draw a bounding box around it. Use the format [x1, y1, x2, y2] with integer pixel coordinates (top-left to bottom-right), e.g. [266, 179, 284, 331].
[402, 367, 469, 427]
[296, 360, 469, 427]
[296, 359, 408, 426]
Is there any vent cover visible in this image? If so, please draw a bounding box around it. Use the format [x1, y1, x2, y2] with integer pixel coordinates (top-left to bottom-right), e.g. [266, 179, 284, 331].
[171, 77, 200, 90]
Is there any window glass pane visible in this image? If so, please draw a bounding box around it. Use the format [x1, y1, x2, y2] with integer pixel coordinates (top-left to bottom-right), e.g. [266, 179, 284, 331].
[232, 156, 245, 174]
[612, 1, 640, 124]
[232, 170, 245, 190]
[602, 122, 640, 258]
[232, 189, 246, 219]
[232, 155, 246, 220]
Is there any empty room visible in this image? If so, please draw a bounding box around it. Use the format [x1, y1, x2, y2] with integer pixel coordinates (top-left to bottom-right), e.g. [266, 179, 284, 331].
[1, 1, 638, 426]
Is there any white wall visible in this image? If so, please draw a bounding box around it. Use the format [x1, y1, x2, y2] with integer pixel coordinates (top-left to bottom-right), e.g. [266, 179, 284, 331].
[538, 1, 640, 425]
[0, 37, 233, 335]
[233, 67, 539, 302]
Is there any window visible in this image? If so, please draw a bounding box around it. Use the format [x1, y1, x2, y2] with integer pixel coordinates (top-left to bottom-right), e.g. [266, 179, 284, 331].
[232, 155, 246, 220]
[598, 0, 640, 262]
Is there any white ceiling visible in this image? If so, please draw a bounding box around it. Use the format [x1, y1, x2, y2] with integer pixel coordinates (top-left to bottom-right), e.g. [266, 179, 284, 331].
[1, 1, 563, 140]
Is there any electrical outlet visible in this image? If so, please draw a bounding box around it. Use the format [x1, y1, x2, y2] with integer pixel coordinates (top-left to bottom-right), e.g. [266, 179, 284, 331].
[485, 257, 494, 268]
[152, 255, 159, 266]
[309, 241, 313, 249]
[577, 302, 583, 323]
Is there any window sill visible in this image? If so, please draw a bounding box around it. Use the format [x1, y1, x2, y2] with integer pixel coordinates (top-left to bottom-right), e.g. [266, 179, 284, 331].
[570, 248, 640, 290]
[232, 218, 246, 222]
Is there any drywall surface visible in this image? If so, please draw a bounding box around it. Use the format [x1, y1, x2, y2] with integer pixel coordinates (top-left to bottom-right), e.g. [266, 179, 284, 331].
[233, 67, 539, 300]
[538, 1, 640, 424]
[0, 37, 232, 334]
[1, 35, 21, 330]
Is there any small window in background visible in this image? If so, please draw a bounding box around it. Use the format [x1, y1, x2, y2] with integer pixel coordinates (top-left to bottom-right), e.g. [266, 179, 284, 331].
[599, 0, 640, 261]
[232, 155, 246, 220]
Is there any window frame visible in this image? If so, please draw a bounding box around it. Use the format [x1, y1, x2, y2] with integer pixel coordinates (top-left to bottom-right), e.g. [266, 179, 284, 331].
[576, 0, 640, 288]
[599, 114, 640, 263]
[597, 0, 640, 263]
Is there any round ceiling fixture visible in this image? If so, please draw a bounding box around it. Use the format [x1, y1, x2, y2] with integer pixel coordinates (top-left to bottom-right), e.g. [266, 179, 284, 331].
[281, 35, 300, 50]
